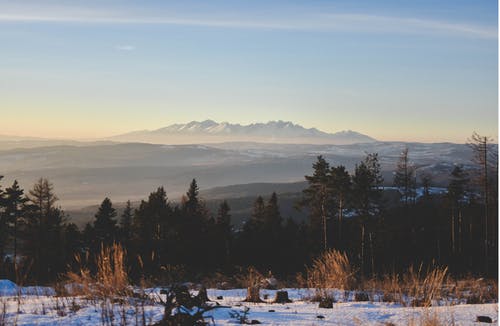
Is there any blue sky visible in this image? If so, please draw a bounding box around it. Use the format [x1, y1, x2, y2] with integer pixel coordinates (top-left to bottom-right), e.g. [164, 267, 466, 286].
[0, 0, 497, 142]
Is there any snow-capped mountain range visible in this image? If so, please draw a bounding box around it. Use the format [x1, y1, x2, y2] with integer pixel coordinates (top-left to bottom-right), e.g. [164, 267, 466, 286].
[110, 120, 376, 145]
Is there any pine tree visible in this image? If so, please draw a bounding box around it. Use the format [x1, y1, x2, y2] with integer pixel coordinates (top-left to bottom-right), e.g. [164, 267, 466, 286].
[393, 147, 416, 206]
[301, 155, 332, 251]
[179, 179, 211, 271]
[216, 200, 231, 228]
[28, 178, 58, 218]
[351, 154, 383, 275]
[264, 192, 281, 230]
[216, 200, 232, 265]
[352, 154, 383, 217]
[25, 178, 65, 283]
[251, 196, 266, 225]
[419, 172, 433, 200]
[120, 200, 133, 243]
[0, 176, 7, 263]
[126, 187, 174, 278]
[184, 179, 200, 216]
[62, 223, 82, 271]
[93, 197, 117, 245]
[329, 165, 351, 247]
[3, 180, 27, 264]
[467, 132, 498, 270]
[447, 165, 469, 255]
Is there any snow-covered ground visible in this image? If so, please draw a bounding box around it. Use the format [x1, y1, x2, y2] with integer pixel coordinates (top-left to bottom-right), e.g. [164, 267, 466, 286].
[0, 285, 496, 325]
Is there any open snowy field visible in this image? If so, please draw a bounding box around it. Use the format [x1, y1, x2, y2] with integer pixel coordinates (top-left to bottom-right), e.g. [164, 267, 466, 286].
[0, 284, 496, 325]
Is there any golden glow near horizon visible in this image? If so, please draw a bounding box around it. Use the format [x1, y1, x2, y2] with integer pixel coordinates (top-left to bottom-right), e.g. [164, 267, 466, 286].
[0, 1, 497, 144]
[3, 113, 497, 144]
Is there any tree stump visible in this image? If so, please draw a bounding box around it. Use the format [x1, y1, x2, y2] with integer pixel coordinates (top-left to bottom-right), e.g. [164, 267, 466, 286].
[273, 290, 292, 303]
[476, 316, 492, 323]
[354, 291, 369, 302]
[318, 297, 334, 308]
[245, 286, 263, 303]
[195, 286, 209, 305]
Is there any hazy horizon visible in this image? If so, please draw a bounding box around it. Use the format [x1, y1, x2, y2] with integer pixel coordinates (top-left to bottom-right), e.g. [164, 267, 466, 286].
[0, 118, 497, 144]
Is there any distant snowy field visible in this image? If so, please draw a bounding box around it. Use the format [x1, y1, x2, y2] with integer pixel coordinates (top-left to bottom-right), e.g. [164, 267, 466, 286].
[0, 282, 496, 325]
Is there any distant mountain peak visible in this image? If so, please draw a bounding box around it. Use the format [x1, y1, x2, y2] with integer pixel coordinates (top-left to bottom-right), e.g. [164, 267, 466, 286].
[111, 120, 376, 145]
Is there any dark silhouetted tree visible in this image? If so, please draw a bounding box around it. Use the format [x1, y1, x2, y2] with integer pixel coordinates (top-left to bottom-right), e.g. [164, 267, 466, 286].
[93, 197, 117, 245]
[120, 200, 133, 243]
[351, 154, 383, 275]
[467, 132, 498, 271]
[447, 165, 469, 255]
[3, 180, 27, 265]
[25, 178, 65, 283]
[216, 200, 232, 266]
[329, 165, 351, 247]
[264, 192, 282, 231]
[394, 147, 416, 206]
[300, 156, 332, 251]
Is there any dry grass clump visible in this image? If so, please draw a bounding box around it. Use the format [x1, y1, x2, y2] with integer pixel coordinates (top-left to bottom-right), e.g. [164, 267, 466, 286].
[66, 243, 130, 299]
[307, 250, 355, 291]
[306, 250, 354, 302]
[403, 264, 448, 307]
[368, 273, 403, 303]
[368, 264, 448, 307]
[449, 277, 498, 304]
[407, 309, 455, 326]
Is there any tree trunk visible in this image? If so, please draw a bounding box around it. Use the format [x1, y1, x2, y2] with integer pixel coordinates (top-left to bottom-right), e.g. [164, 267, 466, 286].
[321, 195, 327, 251]
[458, 208, 462, 254]
[451, 206, 455, 255]
[369, 232, 375, 277]
[361, 224, 365, 276]
[245, 286, 263, 303]
[338, 197, 343, 248]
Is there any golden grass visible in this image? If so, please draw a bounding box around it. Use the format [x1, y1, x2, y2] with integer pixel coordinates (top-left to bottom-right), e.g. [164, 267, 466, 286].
[403, 264, 448, 307]
[66, 243, 130, 299]
[363, 264, 448, 306]
[307, 249, 355, 291]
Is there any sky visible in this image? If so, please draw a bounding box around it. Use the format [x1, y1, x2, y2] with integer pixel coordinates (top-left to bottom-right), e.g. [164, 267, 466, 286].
[0, 0, 498, 143]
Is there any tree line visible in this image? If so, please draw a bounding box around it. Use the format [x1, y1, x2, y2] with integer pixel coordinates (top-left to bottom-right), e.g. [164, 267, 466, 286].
[0, 133, 497, 284]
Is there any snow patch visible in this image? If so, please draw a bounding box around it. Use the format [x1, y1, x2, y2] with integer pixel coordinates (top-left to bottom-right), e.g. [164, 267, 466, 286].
[0, 280, 18, 296]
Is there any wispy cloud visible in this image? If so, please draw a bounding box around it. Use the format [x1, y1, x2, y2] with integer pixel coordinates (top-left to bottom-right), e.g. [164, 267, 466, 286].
[115, 45, 135, 51]
[0, 4, 496, 40]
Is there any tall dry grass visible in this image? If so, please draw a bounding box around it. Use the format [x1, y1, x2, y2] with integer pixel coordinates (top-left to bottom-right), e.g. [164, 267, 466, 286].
[307, 249, 355, 290]
[306, 249, 355, 301]
[406, 308, 456, 326]
[66, 243, 130, 299]
[403, 264, 448, 307]
[364, 264, 448, 306]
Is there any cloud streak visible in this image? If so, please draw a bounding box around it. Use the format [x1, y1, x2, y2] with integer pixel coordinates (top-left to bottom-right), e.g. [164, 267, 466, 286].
[0, 5, 496, 39]
[115, 45, 135, 51]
